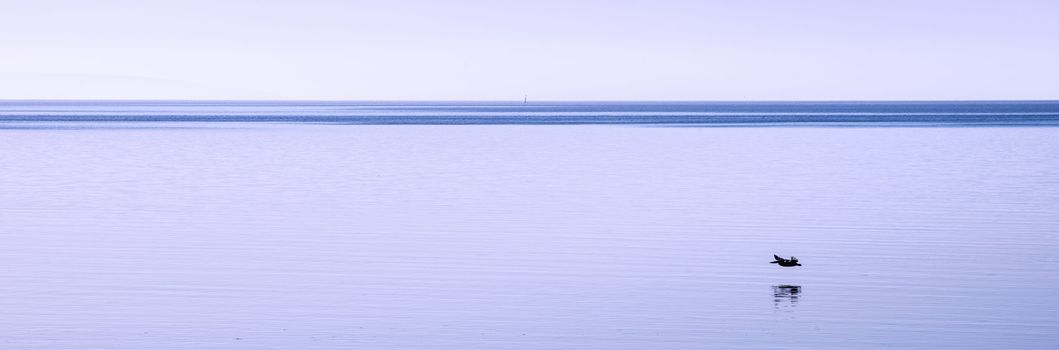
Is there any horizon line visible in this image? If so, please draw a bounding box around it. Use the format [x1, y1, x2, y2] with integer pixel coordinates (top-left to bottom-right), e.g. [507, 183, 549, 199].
[2, 98, 1058, 103]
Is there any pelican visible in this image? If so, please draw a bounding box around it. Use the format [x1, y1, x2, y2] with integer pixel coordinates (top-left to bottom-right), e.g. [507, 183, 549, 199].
[770, 254, 802, 267]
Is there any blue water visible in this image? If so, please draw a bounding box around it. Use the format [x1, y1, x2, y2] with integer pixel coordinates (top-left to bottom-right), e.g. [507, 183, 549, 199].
[1, 101, 1058, 349]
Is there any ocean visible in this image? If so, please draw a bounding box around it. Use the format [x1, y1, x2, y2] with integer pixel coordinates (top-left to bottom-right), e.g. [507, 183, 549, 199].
[1, 101, 1057, 349]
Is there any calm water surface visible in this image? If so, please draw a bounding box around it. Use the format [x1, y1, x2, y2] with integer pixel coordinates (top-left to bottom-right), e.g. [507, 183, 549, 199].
[1, 102, 1058, 349]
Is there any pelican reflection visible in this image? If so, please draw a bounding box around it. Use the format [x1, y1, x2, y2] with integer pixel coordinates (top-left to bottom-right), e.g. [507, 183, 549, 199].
[773, 285, 801, 308]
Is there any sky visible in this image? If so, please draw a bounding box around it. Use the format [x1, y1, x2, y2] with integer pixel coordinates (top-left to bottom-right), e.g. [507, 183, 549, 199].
[1, 0, 1057, 100]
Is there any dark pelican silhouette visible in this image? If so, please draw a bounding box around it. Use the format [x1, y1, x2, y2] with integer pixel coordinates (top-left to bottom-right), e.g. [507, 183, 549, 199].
[770, 254, 801, 267]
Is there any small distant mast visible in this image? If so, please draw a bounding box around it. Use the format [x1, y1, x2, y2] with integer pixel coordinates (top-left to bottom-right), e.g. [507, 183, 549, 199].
[523, 95, 527, 104]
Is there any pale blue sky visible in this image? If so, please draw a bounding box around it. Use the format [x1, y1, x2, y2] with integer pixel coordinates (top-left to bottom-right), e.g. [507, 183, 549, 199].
[1, 0, 1056, 100]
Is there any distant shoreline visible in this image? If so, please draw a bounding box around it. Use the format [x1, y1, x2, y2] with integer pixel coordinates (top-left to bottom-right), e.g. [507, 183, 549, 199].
[2, 100, 1058, 127]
